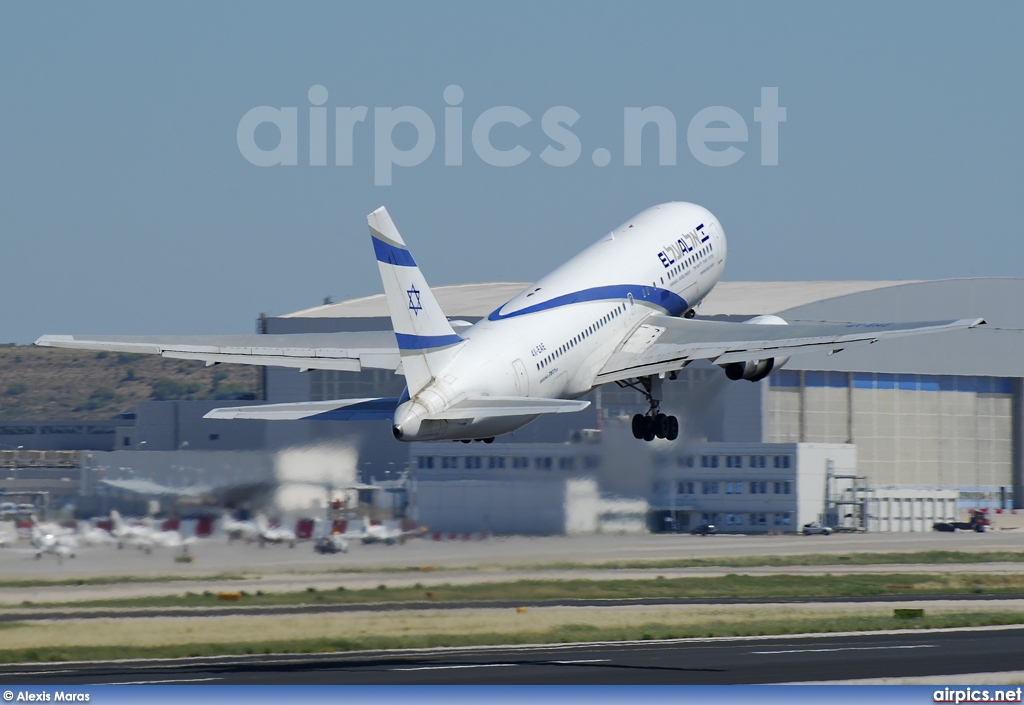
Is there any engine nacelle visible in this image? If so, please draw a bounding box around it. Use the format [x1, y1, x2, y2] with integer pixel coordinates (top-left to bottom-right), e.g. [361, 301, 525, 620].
[721, 315, 790, 382]
[724, 358, 779, 382]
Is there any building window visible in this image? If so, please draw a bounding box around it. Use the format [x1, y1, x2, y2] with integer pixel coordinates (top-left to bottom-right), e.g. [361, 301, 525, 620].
[749, 455, 766, 468]
[559, 457, 575, 470]
[209, 434, 219, 441]
[701, 455, 720, 469]
[773, 456, 792, 469]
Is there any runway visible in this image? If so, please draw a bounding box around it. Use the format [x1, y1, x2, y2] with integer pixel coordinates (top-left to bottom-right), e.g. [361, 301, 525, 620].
[2, 531, 1022, 685]
[3, 626, 1023, 685]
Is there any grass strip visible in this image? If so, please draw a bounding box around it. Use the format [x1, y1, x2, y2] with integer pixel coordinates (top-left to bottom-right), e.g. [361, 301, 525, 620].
[9, 572, 1024, 610]
[494, 550, 1024, 572]
[0, 610, 1021, 664]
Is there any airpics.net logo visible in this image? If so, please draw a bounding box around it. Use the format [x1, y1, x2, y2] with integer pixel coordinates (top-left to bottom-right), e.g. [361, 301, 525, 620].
[237, 85, 786, 186]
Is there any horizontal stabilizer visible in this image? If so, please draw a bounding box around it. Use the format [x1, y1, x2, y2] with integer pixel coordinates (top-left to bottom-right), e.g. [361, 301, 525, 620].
[432, 396, 591, 420]
[205, 398, 400, 421]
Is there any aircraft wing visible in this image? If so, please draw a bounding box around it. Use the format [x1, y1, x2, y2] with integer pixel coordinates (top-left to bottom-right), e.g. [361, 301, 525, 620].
[594, 315, 986, 385]
[34, 332, 401, 372]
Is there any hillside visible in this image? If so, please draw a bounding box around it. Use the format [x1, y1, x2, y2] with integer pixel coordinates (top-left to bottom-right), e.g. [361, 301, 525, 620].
[0, 345, 261, 420]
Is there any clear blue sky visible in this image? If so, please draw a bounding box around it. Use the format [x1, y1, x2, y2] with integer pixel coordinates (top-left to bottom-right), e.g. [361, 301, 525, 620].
[2, 1, 1020, 343]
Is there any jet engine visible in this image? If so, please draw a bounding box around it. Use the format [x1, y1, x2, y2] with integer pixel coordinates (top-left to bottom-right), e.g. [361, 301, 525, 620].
[721, 315, 790, 382]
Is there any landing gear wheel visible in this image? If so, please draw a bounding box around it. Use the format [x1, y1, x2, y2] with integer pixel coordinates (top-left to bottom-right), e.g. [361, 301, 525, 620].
[654, 413, 668, 439]
[666, 415, 679, 441]
[642, 416, 656, 442]
[631, 414, 645, 440]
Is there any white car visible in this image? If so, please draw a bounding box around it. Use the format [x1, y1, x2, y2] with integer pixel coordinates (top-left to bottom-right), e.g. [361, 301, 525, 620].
[802, 523, 832, 536]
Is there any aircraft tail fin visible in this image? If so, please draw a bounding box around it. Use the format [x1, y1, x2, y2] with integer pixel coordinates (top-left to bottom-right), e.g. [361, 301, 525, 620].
[368, 207, 463, 396]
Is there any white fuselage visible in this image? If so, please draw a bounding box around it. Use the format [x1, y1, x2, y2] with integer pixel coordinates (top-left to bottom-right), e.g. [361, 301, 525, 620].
[394, 202, 727, 440]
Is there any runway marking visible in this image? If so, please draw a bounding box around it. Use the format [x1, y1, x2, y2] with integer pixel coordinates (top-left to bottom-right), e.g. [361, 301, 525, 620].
[392, 663, 518, 672]
[550, 659, 610, 664]
[751, 644, 937, 655]
[106, 677, 222, 684]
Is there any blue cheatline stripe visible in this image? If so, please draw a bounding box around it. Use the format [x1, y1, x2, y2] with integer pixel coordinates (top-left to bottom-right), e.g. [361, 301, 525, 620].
[309, 398, 400, 421]
[487, 284, 688, 321]
[394, 332, 463, 350]
[371, 236, 417, 267]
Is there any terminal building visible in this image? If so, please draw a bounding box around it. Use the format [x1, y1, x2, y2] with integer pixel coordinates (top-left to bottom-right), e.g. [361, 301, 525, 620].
[3, 278, 1022, 533]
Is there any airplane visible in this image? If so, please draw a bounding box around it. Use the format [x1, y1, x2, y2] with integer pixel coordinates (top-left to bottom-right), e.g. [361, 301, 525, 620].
[109, 510, 194, 553]
[254, 514, 297, 548]
[30, 523, 77, 560]
[76, 521, 117, 546]
[36, 202, 985, 443]
[357, 519, 422, 545]
[221, 511, 261, 543]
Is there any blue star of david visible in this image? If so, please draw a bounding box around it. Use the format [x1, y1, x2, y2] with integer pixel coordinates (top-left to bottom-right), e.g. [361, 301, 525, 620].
[407, 286, 423, 316]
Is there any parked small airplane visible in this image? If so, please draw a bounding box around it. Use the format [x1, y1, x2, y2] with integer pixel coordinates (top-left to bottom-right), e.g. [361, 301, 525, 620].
[254, 514, 297, 548]
[221, 512, 261, 543]
[76, 521, 116, 546]
[109, 510, 194, 554]
[340, 517, 421, 545]
[37, 203, 985, 443]
[30, 523, 77, 560]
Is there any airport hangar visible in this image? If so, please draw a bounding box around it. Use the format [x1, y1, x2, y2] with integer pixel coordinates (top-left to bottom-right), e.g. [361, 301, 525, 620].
[5, 278, 1022, 534]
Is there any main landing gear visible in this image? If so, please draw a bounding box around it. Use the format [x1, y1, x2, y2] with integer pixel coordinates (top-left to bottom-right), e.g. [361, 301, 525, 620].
[631, 412, 678, 442]
[619, 374, 679, 442]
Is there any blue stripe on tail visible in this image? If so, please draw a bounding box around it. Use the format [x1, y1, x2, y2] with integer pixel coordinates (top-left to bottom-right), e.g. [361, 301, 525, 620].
[372, 237, 417, 267]
[395, 333, 463, 350]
